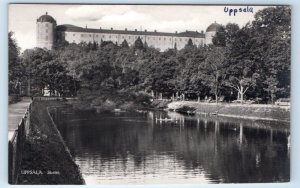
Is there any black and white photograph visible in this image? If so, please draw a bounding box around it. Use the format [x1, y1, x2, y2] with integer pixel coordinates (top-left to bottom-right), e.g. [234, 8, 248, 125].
[8, 4, 291, 184]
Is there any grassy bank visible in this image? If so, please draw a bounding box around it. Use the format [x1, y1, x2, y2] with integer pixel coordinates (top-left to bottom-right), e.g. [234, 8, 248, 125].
[17, 100, 85, 184]
[168, 101, 290, 122]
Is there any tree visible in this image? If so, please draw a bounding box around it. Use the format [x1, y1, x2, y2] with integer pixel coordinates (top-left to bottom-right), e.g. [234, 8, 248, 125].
[263, 76, 283, 104]
[224, 27, 260, 103]
[186, 38, 193, 47]
[121, 40, 129, 48]
[8, 32, 23, 95]
[22, 48, 78, 96]
[201, 46, 226, 103]
[212, 25, 226, 46]
[212, 23, 240, 47]
[251, 6, 291, 102]
[134, 37, 144, 50]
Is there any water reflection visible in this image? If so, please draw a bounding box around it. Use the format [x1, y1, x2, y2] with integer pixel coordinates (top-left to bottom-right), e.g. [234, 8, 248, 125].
[52, 109, 290, 184]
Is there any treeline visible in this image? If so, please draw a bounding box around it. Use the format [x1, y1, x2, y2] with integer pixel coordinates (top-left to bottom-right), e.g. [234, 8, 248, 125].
[9, 6, 290, 105]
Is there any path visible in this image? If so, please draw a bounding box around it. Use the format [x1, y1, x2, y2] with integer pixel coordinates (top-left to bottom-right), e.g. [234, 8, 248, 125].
[8, 97, 31, 141]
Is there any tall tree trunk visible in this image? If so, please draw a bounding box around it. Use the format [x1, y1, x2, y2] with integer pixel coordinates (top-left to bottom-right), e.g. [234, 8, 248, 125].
[27, 78, 31, 96]
[151, 90, 154, 97]
[240, 85, 244, 104]
[271, 93, 275, 104]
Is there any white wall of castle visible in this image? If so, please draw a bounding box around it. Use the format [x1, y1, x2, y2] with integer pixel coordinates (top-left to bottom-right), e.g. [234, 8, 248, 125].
[63, 31, 207, 51]
[36, 22, 56, 50]
[205, 31, 216, 45]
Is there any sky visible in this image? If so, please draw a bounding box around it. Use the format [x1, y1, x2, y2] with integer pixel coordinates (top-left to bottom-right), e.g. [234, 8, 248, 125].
[9, 4, 271, 51]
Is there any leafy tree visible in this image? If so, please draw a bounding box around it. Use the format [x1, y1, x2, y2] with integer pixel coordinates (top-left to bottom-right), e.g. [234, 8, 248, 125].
[212, 25, 226, 46]
[201, 46, 226, 103]
[134, 37, 144, 50]
[121, 39, 129, 48]
[8, 32, 23, 95]
[224, 27, 260, 103]
[186, 38, 193, 47]
[251, 6, 291, 102]
[213, 23, 240, 47]
[22, 48, 78, 96]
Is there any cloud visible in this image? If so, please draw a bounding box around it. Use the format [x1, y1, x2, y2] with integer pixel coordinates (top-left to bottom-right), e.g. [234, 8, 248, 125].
[97, 11, 153, 30]
[64, 5, 267, 33]
[13, 31, 36, 52]
[65, 5, 132, 21]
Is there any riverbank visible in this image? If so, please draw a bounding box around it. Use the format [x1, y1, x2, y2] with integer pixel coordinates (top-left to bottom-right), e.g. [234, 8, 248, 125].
[17, 100, 85, 184]
[167, 101, 290, 122]
[70, 96, 170, 112]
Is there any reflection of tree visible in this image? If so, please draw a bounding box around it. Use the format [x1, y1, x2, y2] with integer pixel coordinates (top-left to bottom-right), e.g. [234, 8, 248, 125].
[55, 110, 290, 183]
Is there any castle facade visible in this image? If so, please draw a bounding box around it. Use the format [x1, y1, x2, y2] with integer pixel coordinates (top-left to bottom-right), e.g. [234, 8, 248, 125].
[36, 12, 221, 51]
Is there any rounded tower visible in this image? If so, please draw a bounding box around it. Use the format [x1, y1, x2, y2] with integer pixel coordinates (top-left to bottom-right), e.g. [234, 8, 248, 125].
[205, 21, 221, 45]
[36, 12, 56, 50]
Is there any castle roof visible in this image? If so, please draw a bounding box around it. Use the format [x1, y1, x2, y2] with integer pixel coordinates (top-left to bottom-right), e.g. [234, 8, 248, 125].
[177, 31, 205, 38]
[37, 12, 56, 23]
[206, 22, 221, 32]
[57, 24, 205, 38]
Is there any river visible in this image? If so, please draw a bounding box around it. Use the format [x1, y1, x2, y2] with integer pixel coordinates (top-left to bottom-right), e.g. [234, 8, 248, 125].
[52, 108, 290, 184]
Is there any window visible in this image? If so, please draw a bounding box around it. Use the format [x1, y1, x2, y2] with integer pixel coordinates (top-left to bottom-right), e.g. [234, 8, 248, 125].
[159, 38, 161, 40]
[109, 35, 111, 38]
[179, 38, 182, 41]
[96, 35, 98, 37]
[89, 34, 91, 37]
[73, 34, 76, 36]
[164, 38, 166, 40]
[73, 40, 75, 43]
[46, 29, 48, 33]
[45, 36, 48, 41]
[45, 23, 48, 27]
[81, 34, 84, 37]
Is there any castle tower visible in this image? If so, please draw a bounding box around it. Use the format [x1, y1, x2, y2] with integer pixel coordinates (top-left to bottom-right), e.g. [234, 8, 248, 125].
[205, 21, 221, 45]
[36, 12, 56, 50]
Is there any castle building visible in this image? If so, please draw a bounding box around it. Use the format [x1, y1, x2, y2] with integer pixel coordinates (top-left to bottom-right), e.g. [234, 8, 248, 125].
[36, 12, 221, 51]
[36, 12, 57, 50]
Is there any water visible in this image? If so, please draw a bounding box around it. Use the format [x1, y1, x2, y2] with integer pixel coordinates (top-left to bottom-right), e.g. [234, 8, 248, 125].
[53, 108, 290, 184]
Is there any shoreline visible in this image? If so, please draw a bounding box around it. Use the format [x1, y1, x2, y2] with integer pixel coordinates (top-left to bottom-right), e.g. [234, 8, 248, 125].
[167, 101, 290, 123]
[194, 111, 290, 123]
[69, 99, 290, 123]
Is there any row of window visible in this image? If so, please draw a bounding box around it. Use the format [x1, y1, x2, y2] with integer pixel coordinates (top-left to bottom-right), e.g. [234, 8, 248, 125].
[66, 33, 204, 43]
[71, 39, 205, 46]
